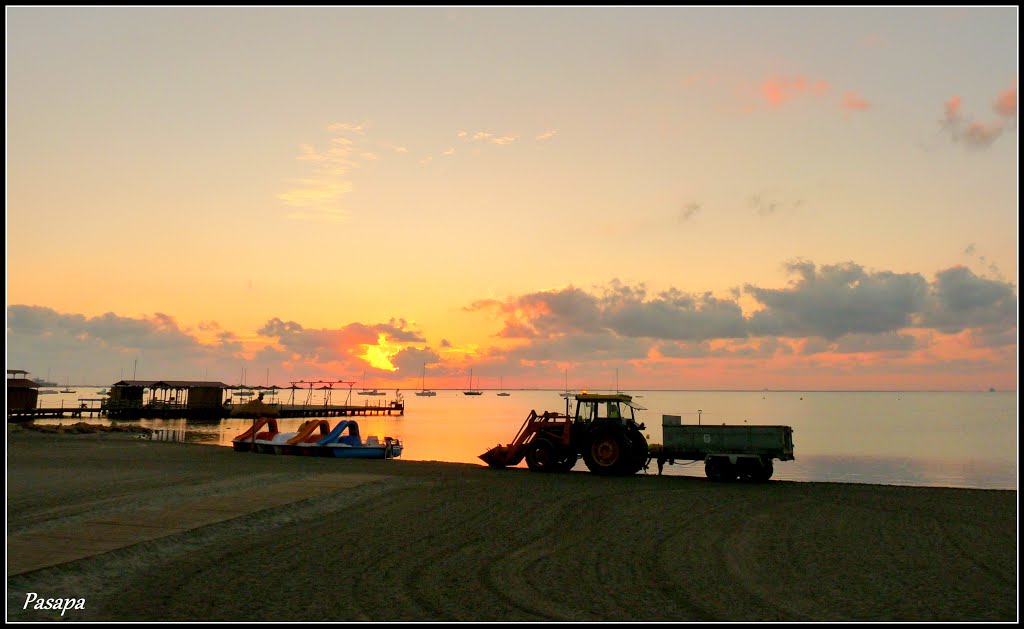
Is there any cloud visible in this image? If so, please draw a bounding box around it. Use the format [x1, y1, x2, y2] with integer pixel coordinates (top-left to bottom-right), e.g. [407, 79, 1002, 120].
[457, 130, 519, 145]
[919, 266, 1017, 334]
[5, 306, 242, 382]
[7, 259, 1015, 389]
[469, 281, 747, 343]
[469, 287, 604, 339]
[993, 80, 1017, 118]
[940, 81, 1018, 149]
[745, 261, 930, 339]
[841, 91, 871, 111]
[831, 331, 920, 354]
[748, 193, 802, 217]
[535, 129, 558, 142]
[388, 346, 443, 378]
[497, 331, 653, 364]
[258, 317, 426, 364]
[277, 122, 376, 222]
[678, 201, 701, 222]
[602, 285, 748, 342]
[760, 76, 830, 107]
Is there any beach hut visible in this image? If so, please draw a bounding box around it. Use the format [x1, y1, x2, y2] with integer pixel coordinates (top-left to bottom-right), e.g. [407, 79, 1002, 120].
[106, 380, 229, 419]
[6, 370, 40, 412]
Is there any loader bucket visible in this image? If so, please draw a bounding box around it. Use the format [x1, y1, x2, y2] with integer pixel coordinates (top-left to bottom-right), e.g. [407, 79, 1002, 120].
[479, 444, 517, 468]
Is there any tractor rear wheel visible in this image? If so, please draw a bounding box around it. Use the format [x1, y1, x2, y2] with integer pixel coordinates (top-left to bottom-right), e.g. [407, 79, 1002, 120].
[525, 437, 558, 472]
[583, 427, 631, 475]
[627, 428, 649, 474]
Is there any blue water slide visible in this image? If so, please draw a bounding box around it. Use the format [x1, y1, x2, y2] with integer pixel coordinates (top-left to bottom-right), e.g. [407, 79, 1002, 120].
[315, 420, 363, 446]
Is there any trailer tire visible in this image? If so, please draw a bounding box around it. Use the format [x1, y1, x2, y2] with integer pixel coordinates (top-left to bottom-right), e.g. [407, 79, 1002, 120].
[736, 457, 759, 482]
[752, 457, 774, 482]
[583, 426, 631, 475]
[705, 456, 737, 481]
[525, 438, 559, 472]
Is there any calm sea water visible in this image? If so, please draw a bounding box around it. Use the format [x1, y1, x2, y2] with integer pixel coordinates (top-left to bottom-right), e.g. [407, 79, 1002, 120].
[27, 388, 1018, 490]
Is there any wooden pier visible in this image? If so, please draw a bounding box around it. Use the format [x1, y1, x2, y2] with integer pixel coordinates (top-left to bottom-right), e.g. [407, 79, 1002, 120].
[6, 377, 405, 423]
[277, 401, 405, 418]
[7, 407, 106, 421]
[7, 400, 404, 422]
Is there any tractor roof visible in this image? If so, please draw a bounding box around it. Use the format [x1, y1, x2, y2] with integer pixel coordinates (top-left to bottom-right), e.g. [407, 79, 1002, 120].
[576, 392, 632, 402]
[574, 392, 647, 410]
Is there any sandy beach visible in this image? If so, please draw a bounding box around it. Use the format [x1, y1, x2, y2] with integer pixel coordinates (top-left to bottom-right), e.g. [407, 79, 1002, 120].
[6, 428, 1017, 622]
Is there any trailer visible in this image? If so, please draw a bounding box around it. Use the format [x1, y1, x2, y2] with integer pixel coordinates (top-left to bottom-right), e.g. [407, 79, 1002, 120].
[655, 413, 795, 481]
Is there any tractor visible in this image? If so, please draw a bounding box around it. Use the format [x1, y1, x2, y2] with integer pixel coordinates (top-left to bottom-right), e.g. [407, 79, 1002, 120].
[478, 392, 650, 475]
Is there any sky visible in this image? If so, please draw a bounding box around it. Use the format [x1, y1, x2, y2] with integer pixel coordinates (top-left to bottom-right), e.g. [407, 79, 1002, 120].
[5, 6, 1018, 391]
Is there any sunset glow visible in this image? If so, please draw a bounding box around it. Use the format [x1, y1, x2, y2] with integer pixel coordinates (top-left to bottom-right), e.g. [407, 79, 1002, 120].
[6, 6, 1017, 392]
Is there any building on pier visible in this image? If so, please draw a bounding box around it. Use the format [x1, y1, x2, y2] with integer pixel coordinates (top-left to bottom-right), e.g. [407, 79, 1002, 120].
[6, 370, 40, 412]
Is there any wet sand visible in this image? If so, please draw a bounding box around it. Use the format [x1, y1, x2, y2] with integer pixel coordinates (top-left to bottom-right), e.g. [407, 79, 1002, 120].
[6, 429, 1017, 622]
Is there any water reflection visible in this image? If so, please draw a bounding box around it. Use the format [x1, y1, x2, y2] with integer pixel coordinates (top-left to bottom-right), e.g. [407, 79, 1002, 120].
[656, 453, 1016, 489]
[149, 427, 187, 442]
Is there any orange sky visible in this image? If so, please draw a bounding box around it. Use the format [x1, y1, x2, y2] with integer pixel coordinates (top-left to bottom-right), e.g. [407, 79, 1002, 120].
[6, 7, 1018, 391]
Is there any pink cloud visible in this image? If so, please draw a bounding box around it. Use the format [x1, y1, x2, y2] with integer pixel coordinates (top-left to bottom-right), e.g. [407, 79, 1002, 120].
[993, 80, 1016, 118]
[842, 91, 871, 111]
[963, 121, 1006, 147]
[941, 83, 1016, 149]
[760, 76, 831, 107]
[945, 95, 962, 119]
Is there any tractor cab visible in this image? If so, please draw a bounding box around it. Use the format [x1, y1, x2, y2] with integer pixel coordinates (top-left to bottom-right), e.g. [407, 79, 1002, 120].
[570, 392, 646, 430]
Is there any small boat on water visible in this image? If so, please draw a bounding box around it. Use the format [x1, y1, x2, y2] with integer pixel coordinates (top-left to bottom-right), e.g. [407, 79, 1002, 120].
[415, 363, 437, 397]
[231, 417, 401, 459]
[357, 371, 387, 396]
[463, 368, 483, 396]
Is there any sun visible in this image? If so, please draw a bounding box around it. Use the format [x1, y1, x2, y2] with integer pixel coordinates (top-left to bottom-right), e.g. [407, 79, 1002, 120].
[361, 333, 399, 371]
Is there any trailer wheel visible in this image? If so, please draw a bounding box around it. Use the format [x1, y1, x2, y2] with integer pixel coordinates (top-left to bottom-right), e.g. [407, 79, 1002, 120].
[525, 438, 558, 472]
[752, 458, 774, 482]
[736, 457, 759, 482]
[583, 427, 630, 475]
[705, 456, 737, 481]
